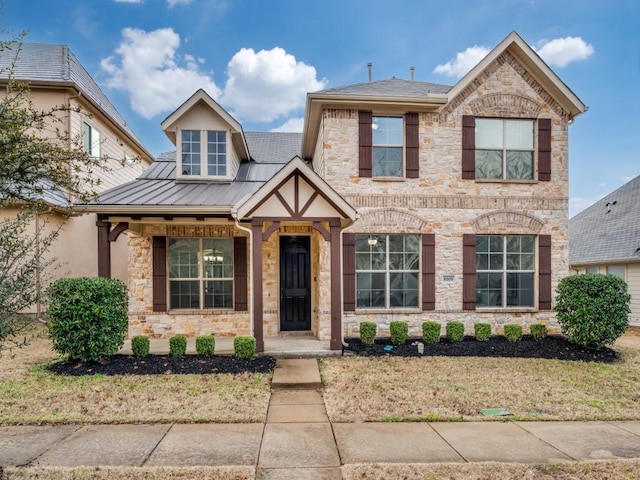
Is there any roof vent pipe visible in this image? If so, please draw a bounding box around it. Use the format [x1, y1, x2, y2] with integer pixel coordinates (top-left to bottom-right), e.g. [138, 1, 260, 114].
[410, 66, 415, 81]
[367, 62, 372, 82]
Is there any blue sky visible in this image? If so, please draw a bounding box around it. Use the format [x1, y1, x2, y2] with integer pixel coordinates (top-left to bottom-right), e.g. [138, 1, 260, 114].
[2, 0, 639, 216]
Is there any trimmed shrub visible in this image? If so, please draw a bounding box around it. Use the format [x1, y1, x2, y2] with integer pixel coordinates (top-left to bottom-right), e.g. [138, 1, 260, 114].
[474, 323, 492, 342]
[422, 321, 441, 344]
[169, 336, 187, 357]
[555, 274, 630, 349]
[389, 321, 409, 345]
[196, 335, 216, 356]
[234, 335, 256, 359]
[359, 322, 377, 345]
[446, 321, 464, 342]
[504, 324, 523, 342]
[46, 277, 128, 363]
[530, 323, 548, 340]
[131, 335, 150, 358]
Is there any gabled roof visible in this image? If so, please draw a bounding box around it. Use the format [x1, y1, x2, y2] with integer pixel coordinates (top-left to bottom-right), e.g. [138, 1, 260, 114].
[87, 132, 302, 214]
[161, 89, 250, 161]
[448, 31, 587, 120]
[569, 176, 640, 265]
[317, 77, 451, 97]
[0, 42, 151, 159]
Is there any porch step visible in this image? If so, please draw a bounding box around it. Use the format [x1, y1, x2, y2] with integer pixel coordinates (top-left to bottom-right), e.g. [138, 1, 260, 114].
[271, 359, 322, 390]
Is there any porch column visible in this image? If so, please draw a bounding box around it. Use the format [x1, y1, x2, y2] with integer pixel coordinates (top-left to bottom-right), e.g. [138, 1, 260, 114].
[96, 218, 111, 278]
[251, 220, 265, 353]
[330, 220, 342, 350]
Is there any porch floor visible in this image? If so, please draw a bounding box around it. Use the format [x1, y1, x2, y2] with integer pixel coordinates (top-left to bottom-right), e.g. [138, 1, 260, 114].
[119, 335, 342, 357]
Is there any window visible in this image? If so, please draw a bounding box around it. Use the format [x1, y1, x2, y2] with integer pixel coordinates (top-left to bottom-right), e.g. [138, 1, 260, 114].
[476, 235, 535, 307]
[475, 118, 534, 180]
[355, 234, 419, 308]
[606, 265, 626, 279]
[168, 238, 233, 309]
[585, 266, 599, 274]
[82, 121, 101, 158]
[372, 116, 403, 177]
[180, 129, 227, 177]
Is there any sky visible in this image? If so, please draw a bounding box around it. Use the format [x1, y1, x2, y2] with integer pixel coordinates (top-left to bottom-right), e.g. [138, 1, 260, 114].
[1, 0, 639, 217]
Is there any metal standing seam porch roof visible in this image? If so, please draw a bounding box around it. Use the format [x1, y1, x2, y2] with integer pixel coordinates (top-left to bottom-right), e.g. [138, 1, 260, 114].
[91, 132, 303, 212]
[569, 175, 640, 265]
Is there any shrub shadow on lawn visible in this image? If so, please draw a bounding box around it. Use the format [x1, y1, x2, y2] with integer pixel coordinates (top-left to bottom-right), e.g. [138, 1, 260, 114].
[344, 335, 620, 363]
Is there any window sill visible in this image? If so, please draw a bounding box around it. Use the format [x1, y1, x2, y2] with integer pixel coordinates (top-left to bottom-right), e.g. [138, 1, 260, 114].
[473, 179, 537, 184]
[167, 309, 235, 315]
[176, 177, 232, 184]
[371, 177, 406, 182]
[475, 308, 538, 313]
[353, 308, 422, 314]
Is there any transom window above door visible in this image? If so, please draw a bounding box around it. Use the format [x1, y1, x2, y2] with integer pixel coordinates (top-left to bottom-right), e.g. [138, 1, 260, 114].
[179, 129, 228, 178]
[475, 118, 534, 180]
[372, 116, 403, 177]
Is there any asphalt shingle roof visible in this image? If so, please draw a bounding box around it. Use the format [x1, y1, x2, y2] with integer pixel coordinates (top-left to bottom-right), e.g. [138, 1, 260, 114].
[95, 132, 302, 208]
[569, 175, 640, 265]
[316, 77, 452, 97]
[0, 42, 143, 146]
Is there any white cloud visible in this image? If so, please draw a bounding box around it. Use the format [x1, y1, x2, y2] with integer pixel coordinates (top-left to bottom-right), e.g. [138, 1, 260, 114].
[100, 27, 220, 119]
[598, 182, 607, 187]
[271, 117, 304, 133]
[167, 0, 191, 7]
[433, 46, 490, 78]
[569, 195, 605, 217]
[221, 47, 327, 123]
[535, 37, 594, 67]
[114, 0, 143, 3]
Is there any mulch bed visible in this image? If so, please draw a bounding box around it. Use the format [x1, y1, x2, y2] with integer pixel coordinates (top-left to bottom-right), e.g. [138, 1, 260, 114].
[47, 354, 277, 376]
[343, 335, 620, 363]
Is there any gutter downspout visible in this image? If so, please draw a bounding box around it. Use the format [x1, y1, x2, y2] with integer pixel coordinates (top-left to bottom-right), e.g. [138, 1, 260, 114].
[234, 218, 253, 338]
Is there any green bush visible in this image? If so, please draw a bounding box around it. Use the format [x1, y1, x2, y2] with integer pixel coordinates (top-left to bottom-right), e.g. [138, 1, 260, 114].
[504, 324, 523, 342]
[359, 322, 377, 345]
[169, 335, 187, 357]
[555, 274, 630, 349]
[196, 335, 216, 356]
[234, 335, 256, 359]
[46, 277, 128, 363]
[474, 323, 491, 342]
[131, 335, 150, 358]
[446, 321, 464, 342]
[530, 323, 547, 340]
[389, 321, 409, 345]
[422, 321, 441, 344]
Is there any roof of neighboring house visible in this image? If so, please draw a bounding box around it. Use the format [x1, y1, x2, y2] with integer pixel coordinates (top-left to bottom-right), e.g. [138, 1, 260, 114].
[569, 175, 640, 265]
[0, 42, 149, 156]
[317, 77, 452, 97]
[92, 132, 302, 211]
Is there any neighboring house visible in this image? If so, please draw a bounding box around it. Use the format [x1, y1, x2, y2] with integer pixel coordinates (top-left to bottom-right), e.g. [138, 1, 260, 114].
[88, 31, 587, 351]
[0, 43, 154, 313]
[569, 176, 640, 326]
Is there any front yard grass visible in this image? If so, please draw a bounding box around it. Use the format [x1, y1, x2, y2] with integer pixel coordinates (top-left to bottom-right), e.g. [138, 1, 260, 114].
[321, 334, 640, 423]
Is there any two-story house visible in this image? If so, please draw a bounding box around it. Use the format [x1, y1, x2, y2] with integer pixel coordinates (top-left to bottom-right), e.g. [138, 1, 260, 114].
[0, 43, 154, 314]
[88, 32, 586, 351]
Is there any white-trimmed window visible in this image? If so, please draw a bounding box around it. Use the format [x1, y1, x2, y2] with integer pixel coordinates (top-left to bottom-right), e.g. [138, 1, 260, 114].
[355, 234, 419, 308]
[585, 266, 599, 274]
[82, 121, 101, 158]
[475, 118, 534, 180]
[372, 116, 403, 177]
[179, 129, 227, 178]
[476, 235, 535, 307]
[606, 265, 626, 280]
[168, 238, 233, 309]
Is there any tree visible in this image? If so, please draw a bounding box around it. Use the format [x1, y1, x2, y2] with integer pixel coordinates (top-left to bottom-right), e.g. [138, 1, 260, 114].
[0, 36, 104, 351]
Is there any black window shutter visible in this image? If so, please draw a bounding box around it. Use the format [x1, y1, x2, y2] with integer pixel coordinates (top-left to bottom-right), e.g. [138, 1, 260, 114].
[233, 237, 248, 311]
[538, 235, 552, 310]
[359, 111, 372, 177]
[343, 233, 356, 311]
[538, 118, 552, 181]
[462, 234, 477, 310]
[152, 236, 167, 312]
[422, 234, 435, 310]
[405, 112, 419, 178]
[462, 115, 476, 180]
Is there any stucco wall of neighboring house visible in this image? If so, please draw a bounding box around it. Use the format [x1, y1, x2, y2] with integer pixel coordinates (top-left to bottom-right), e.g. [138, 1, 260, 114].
[318, 51, 570, 337]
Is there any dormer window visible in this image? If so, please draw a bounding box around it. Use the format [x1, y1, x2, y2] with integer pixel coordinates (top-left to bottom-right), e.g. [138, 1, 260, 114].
[179, 129, 228, 178]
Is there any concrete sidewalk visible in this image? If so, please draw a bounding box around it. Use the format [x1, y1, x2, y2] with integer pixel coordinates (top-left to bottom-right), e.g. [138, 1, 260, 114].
[3, 358, 640, 478]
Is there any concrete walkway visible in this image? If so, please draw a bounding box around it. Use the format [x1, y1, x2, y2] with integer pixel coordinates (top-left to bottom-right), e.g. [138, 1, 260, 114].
[3, 358, 640, 477]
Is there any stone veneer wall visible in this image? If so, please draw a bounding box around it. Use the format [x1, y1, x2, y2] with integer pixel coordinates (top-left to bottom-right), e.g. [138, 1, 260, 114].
[318, 51, 570, 338]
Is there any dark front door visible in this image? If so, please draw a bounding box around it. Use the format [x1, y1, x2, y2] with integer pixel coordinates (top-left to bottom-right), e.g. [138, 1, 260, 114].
[280, 236, 311, 331]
